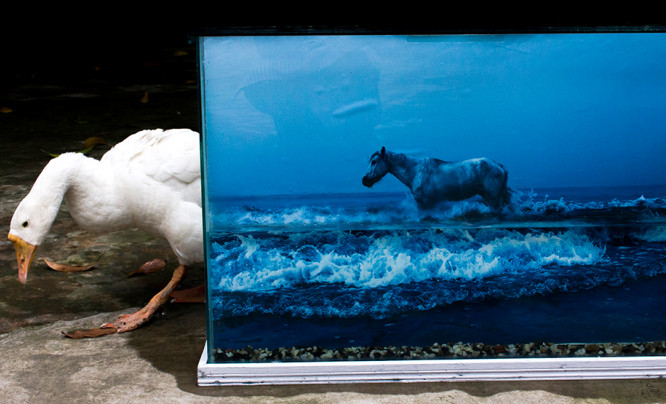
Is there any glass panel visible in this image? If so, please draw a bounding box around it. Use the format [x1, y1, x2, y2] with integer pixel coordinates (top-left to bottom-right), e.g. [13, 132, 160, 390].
[200, 33, 666, 364]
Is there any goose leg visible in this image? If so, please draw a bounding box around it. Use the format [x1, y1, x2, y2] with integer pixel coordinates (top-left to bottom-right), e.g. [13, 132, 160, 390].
[101, 264, 188, 333]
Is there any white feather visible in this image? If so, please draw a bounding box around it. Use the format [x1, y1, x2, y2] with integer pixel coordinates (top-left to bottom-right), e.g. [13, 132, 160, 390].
[9, 128, 203, 265]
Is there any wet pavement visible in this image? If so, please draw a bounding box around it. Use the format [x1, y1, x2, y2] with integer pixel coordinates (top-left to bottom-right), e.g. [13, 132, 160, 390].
[2, 25, 666, 403]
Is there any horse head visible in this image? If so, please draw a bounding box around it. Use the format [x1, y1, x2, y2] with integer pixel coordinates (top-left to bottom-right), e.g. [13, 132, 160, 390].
[362, 146, 389, 187]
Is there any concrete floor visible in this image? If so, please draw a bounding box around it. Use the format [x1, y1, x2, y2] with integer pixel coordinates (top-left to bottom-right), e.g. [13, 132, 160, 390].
[2, 24, 666, 403]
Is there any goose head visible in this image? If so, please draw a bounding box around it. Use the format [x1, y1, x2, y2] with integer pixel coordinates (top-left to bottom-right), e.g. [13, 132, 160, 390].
[8, 157, 72, 284]
[8, 194, 62, 284]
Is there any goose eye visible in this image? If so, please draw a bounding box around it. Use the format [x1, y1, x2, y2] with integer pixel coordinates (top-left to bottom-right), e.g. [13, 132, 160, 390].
[22, 221, 29, 228]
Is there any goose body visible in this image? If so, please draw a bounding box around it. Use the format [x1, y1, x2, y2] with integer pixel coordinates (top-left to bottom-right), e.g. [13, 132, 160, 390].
[8, 128, 203, 334]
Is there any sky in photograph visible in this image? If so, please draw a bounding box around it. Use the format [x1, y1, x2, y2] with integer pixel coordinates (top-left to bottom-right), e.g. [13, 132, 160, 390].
[201, 33, 666, 197]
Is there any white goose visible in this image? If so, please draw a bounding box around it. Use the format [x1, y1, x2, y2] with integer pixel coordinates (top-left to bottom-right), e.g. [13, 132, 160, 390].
[8, 128, 203, 335]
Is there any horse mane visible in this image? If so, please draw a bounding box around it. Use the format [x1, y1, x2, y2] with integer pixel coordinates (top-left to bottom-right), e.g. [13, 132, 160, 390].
[386, 151, 406, 165]
[388, 151, 446, 166]
[377, 149, 451, 169]
[431, 157, 451, 165]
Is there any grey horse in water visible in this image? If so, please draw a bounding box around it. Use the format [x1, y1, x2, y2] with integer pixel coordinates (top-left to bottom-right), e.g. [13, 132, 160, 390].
[362, 147, 511, 211]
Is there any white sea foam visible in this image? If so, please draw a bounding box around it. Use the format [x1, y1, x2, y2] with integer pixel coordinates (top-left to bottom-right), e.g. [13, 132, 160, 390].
[213, 189, 666, 231]
[211, 228, 606, 292]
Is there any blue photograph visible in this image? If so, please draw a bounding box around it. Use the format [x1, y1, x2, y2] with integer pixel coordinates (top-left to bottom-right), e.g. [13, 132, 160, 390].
[199, 33, 666, 362]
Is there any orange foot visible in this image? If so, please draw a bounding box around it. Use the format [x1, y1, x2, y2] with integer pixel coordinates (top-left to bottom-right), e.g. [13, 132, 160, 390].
[101, 307, 154, 333]
[170, 284, 205, 303]
[64, 264, 188, 338]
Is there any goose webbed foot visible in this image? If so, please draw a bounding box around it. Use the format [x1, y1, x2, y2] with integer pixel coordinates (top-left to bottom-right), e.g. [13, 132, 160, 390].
[63, 265, 188, 338]
[102, 264, 188, 333]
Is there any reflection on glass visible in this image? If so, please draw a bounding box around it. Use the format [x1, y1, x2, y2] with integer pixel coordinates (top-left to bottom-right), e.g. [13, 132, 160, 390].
[200, 33, 666, 363]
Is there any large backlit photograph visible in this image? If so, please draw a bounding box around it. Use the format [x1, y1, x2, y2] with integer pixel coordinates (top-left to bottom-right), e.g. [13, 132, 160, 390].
[199, 33, 666, 365]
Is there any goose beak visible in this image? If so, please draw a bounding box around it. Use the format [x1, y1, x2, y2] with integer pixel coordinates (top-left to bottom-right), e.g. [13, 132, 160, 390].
[7, 233, 37, 285]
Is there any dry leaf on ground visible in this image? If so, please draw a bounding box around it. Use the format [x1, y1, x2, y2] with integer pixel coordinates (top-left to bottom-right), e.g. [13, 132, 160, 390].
[44, 258, 96, 272]
[127, 258, 166, 277]
[62, 327, 117, 338]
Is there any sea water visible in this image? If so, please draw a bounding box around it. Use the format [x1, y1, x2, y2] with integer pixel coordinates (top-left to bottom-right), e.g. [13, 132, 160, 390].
[207, 186, 666, 355]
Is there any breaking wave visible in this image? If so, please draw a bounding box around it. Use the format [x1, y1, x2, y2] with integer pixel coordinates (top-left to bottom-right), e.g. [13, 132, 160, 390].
[208, 187, 666, 319]
[211, 229, 605, 291]
[212, 187, 666, 231]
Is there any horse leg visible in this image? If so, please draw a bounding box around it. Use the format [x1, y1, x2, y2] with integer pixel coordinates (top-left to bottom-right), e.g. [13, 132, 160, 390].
[481, 169, 507, 213]
[497, 169, 510, 211]
[482, 192, 501, 212]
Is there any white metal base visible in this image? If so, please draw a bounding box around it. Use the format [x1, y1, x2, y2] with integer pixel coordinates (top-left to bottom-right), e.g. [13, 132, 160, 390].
[197, 342, 666, 386]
